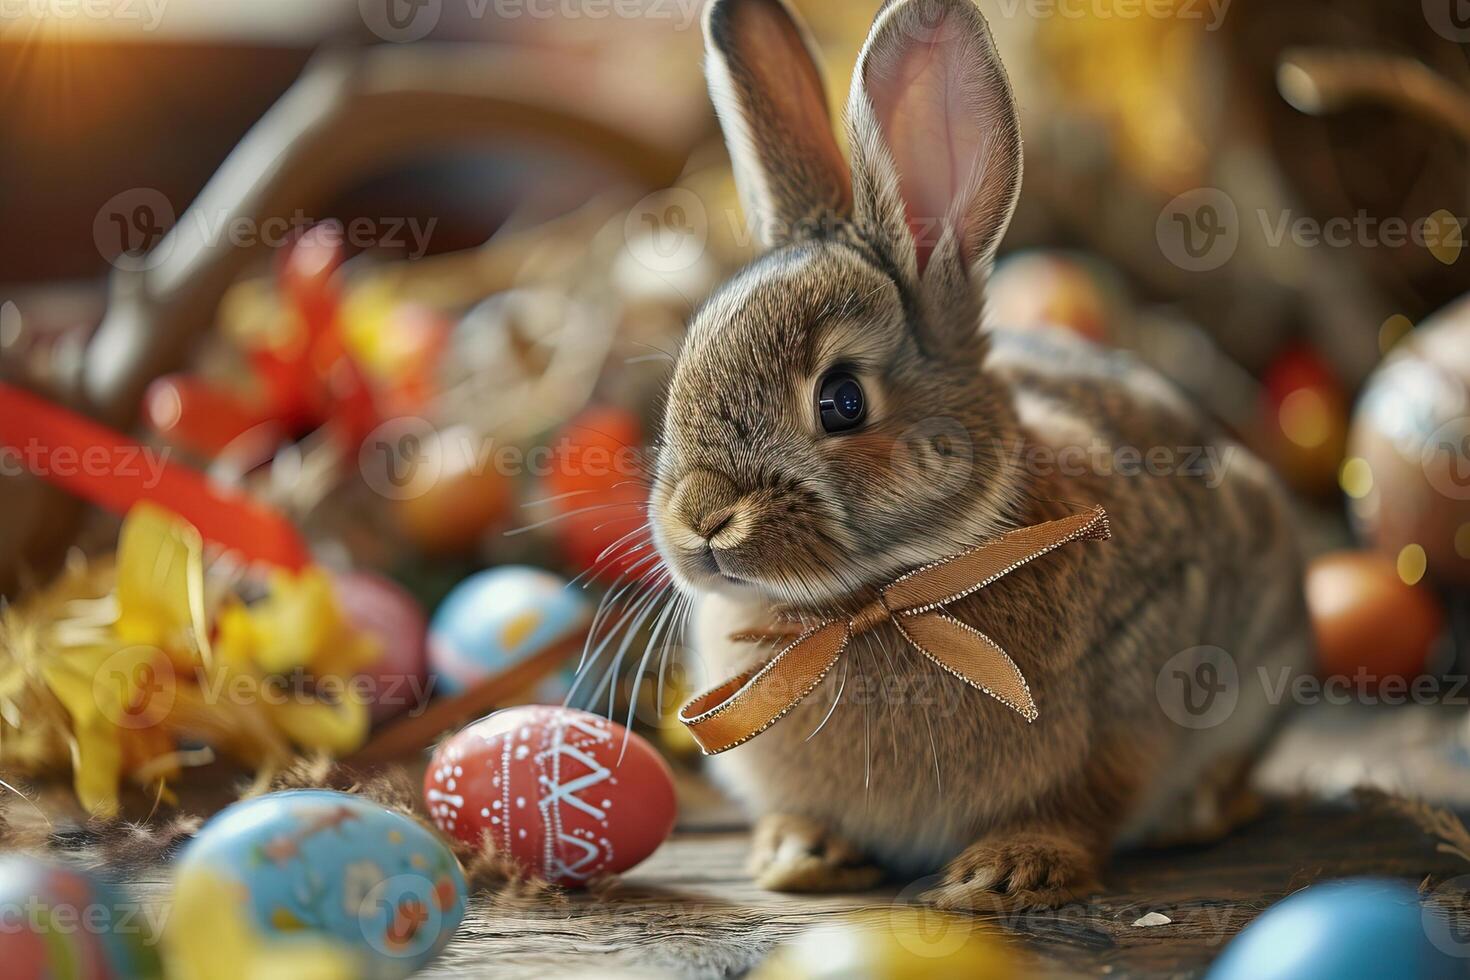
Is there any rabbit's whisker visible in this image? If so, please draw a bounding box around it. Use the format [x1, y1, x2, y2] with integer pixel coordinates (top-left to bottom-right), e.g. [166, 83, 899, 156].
[502, 499, 647, 536]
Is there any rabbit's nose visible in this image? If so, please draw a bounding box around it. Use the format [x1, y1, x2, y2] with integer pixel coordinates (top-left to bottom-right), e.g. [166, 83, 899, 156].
[670, 470, 752, 550]
[694, 508, 735, 541]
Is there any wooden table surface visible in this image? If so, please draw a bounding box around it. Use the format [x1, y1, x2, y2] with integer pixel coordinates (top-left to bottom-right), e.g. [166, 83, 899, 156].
[397, 801, 1465, 979]
[24, 704, 1470, 978]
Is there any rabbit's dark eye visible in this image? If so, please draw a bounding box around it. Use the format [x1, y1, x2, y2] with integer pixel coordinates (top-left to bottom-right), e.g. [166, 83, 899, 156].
[817, 372, 866, 434]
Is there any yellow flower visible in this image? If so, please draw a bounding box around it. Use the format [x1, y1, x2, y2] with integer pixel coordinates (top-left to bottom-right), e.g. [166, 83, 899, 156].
[0, 503, 379, 817]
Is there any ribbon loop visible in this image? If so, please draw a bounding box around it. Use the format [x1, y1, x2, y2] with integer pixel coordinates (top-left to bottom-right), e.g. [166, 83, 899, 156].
[679, 618, 852, 754]
[894, 612, 1037, 721]
[883, 506, 1110, 613]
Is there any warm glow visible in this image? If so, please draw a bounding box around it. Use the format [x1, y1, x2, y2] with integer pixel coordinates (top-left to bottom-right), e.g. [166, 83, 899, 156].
[1338, 457, 1373, 500]
[1397, 544, 1428, 586]
[1279, 388, 1331, 450]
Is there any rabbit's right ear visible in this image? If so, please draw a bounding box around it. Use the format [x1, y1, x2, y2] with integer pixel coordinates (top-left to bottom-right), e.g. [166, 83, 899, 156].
[846, 0, 1023, 353]
[703, 0, 852, 251]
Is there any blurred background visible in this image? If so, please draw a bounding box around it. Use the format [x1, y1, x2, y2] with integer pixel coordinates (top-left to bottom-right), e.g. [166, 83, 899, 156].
[3, 0, 1470, 808]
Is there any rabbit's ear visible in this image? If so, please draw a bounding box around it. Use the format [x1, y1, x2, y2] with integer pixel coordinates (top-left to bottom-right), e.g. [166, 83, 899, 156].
[704, 0, 852, 250]
[847, 0, 1022, 345]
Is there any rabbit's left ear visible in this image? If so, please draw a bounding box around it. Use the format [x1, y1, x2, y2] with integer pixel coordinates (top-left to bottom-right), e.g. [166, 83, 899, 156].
[704, 0, 852, 251]
[847, 0, 1022, 348]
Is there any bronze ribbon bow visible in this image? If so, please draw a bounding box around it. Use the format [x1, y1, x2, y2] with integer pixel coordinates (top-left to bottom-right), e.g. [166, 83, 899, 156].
[678, 506, 1111, 754]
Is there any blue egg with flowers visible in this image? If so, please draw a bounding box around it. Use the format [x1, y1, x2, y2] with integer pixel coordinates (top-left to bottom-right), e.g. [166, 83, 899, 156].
[171, 789, 466, 979]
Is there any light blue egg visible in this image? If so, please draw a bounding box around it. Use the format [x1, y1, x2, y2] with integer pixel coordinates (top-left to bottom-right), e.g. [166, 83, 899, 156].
[428, 566, 589, 695]
[1207, 878, 1464, 980]
[175, 790, 466, 979]
[0, 857, 161, 978]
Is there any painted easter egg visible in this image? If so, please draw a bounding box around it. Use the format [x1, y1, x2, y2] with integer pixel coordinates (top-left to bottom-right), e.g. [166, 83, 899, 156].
[752, 908, 1024, 979]
[334, 571, 429, 722]
[428, 567, 590, 695]
[1347, 298, 1470, 588]
[424, 706, 676, 886]
[1206, 878, 1461, 980]
[0, 857, 162, 979]
[1306, 551, 1444, 684]
[173, 790, 466, 979]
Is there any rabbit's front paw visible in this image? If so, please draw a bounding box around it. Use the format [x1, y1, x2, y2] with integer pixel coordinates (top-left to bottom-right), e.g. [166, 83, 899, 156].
[748, 813, 884, 893]
[923, 830, 1101, 911]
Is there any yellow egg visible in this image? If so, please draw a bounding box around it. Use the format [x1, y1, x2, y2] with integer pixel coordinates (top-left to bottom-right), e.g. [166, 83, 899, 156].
[752, 908, 1024, 980]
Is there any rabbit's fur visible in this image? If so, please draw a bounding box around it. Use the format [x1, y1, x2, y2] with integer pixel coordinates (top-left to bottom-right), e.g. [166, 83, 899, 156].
[648, 0, 1312, 909]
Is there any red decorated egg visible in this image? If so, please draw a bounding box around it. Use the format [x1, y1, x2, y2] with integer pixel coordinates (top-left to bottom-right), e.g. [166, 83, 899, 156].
[424, 706, 675, 886]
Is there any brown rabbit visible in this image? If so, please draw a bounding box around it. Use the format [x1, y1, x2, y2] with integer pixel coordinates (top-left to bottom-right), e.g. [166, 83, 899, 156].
[647, 0, 1312, 910]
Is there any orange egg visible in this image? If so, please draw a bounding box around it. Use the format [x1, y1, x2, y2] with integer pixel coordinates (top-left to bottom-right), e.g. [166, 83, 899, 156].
[542, 406, 650, 576]
[394, 427, 513, 554]
[986, 250, 1126, 344]
[1306, 550, 1444, 684]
